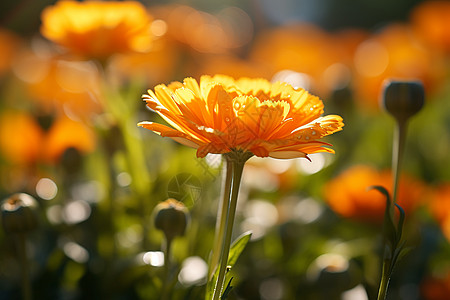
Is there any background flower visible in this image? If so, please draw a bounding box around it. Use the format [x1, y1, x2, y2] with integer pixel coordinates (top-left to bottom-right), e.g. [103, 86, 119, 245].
[324, 165, 426, 223]
[0, 0, 448, 299]
[40, 1, 154, 60]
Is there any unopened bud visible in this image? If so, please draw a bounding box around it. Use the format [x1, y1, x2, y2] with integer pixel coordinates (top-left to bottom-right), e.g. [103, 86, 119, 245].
[153, 199, 189, 241]
[1, 193, 39, 234]
[381, 80, 425, 123]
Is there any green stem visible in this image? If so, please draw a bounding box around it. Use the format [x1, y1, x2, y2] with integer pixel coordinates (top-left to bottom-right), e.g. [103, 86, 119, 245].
[212, 152, 250, 300]
[17, 233, 32, 300]
[377, 258, 391, 300]
[209, 156, 232, 279]
[161, 237, 173, 300]
[391, 121, 407, 214]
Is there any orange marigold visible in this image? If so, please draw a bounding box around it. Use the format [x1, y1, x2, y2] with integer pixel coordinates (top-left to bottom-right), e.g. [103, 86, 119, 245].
[138, 75, 343, 159]
[40, 1, 153, 59]
[324, 165, 425, 223]
[0, 111, 44, 165]
[411, 1, 450, 54]
[429, 183, 450, 241]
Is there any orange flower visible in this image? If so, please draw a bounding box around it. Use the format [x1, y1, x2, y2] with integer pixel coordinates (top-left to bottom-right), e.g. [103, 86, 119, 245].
[0, 28, 22, 76]
[16, 51, 103, 119]
[40, 1, 153, 59]
[411, 1, 450, 54]
[421, 271, 450, 300]
[43, 116, 96, 164]
[353, 24, 443, 108]
[429, 183, 450, 241]
[0, 111, 44, 165]
[151, 4, 252, 54]
[198, 54, 272, 80]
[250, 23, 343, 96]
[138, 75, 343, 159]
[324, 165, 425, 223]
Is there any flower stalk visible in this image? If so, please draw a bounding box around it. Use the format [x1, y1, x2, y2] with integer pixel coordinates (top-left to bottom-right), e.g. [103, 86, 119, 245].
[376, 80, 425, 300]
[161, 237, 173, 300]
[212, 151, 251, 300]
[17, 233, 32, 300]
[209, 156, 232, 279]
[391, 121, 407, 209]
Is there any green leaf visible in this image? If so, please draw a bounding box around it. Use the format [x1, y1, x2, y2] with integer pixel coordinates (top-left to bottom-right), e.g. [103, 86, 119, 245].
[221, 277, 233, 300]
[205, 232, 252, 300]
[227, 231, 252, 268]
[369, 185, 397, 244]
[394, 203, 405, 244]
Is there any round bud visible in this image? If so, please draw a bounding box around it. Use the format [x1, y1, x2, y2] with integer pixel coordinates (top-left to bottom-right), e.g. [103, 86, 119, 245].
[1, 193, 39, 234]
[381, 80, 425, 123]
[153, 199, 189, 241]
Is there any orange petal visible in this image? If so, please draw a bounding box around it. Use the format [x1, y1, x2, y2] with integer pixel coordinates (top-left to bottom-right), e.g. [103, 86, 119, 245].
[138, 121, 202, 149]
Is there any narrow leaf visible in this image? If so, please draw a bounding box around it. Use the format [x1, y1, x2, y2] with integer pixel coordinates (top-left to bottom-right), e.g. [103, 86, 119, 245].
[205, 232, 252, 300]
[227, 231, 252, 268]
[221, 277, 233, 300]
[369, 185, 397, 244]
[394, 203, 405, 244]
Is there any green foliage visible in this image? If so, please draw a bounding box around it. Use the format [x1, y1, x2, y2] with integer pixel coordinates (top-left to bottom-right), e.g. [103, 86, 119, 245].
[206, 231, 252, 300]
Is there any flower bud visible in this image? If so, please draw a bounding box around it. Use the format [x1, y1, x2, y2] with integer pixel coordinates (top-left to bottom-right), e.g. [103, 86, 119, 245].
[153, 199, 189, 241]
[381, 80, 425, 123]
[1, 193, 39, 234]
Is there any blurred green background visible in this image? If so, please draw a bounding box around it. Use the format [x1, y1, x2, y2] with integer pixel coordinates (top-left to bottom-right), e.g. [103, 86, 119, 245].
[0, 0, 449, 300]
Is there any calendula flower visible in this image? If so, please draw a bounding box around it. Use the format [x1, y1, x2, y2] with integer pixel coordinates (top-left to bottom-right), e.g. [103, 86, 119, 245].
[429, 183, 450, 241]
[411, 0, 450, 54]
[43, 116, 96, 164]
[324, 165, 426, 223]
[138, 75, 343, 159]
[40, 1, 153, 59]
[0, 111, 44, 165]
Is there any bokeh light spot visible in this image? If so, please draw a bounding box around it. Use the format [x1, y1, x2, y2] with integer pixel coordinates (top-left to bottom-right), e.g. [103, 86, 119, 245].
[62, 241, 89, 263]
[259, 277, 284, 300]
[151, 19, 168, 37]
[63, 200, 91, 224]
[117, 172, 132, 187]
[46, 205, 63, 225]
[354, 40, 389, 77]
[296, 153, 328, 174]
[36, 177, 58, 200]
[178, 256, 208, 286]
[342, 284, 369, 300]
[294, 197, 323, 224]
[142, 251, 165, 267]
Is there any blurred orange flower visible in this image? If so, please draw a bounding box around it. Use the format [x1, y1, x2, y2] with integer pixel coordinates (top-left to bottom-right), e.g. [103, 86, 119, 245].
[353, 24, 443, 108]
[198, 54, 272, 80]
[0, 111, 44, 165]
[40, 1, 153, 59]
[411, 1, 450, 54]
[138, 75, 343, 159]
[250, 23, 343, 96]
[421, 271, 450, 300]
[0, 28, 22, 76]
[108, 37, 180, 86]
[43, 116, 96, 164]
[151, 4, 253, 54]
[0, 111, 95, 166]
[18, 52, 103, 119]
[429, 183, 450, 241]
[324, 165, 426, 223]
